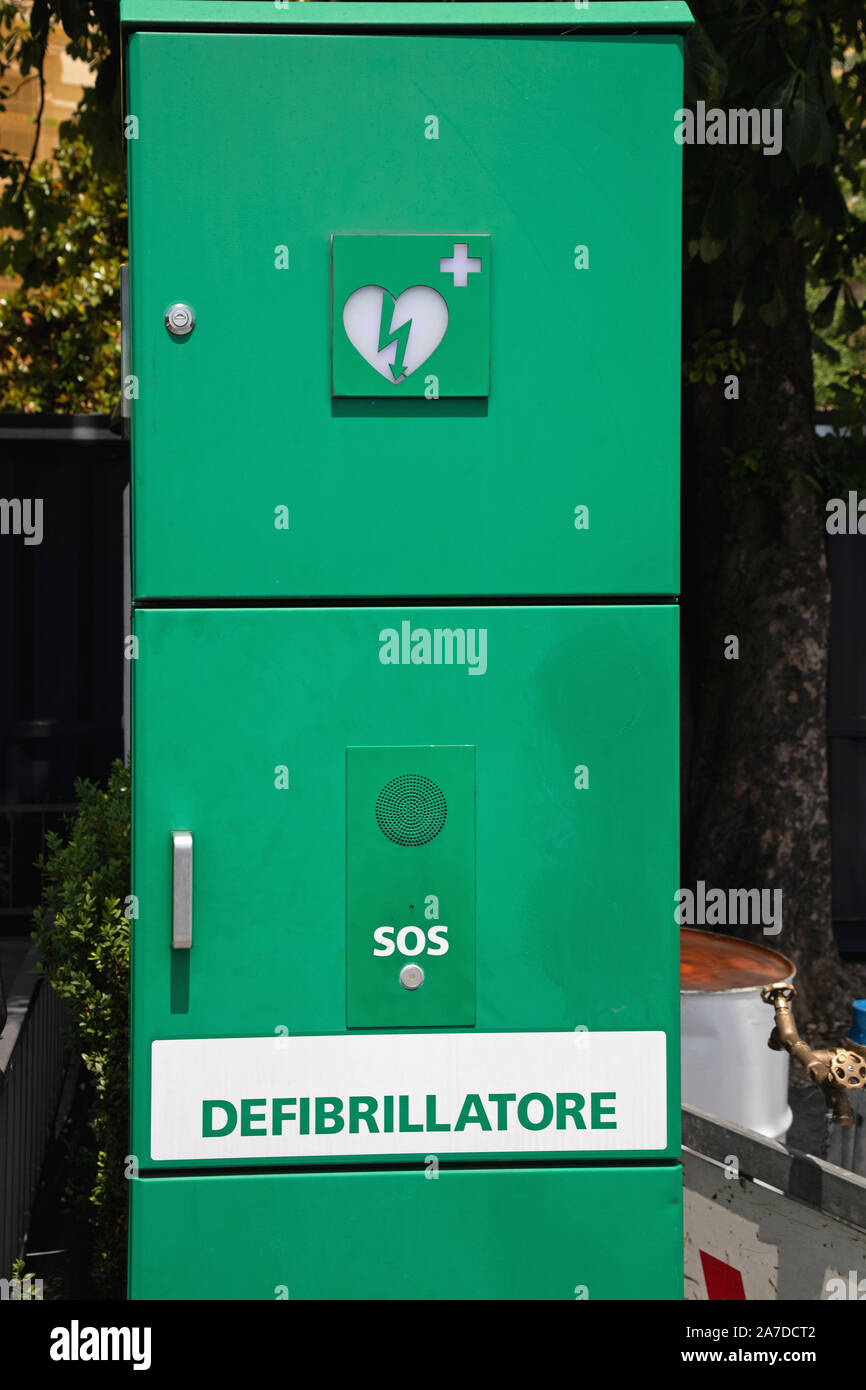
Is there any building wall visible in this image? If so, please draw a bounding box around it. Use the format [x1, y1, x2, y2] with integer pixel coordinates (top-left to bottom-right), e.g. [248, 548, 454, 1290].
[0, 9, 95, 298]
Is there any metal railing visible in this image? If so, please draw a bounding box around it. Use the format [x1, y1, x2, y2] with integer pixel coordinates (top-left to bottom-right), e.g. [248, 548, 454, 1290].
[0, 948, 74, 1275]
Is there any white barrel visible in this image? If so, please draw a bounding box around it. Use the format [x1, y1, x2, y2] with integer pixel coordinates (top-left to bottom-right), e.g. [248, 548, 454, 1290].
[681, 928, 795, 1140]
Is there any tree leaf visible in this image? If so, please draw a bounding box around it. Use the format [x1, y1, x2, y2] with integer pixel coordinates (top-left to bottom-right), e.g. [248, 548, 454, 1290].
[29, 0, 50, 38]
[60, 0, 88, 41]
[758, 284, 787, 328]
[699, 233, 727, 264]
[684, 18, 728, 106]
[812, 280, 841, 330]
[811, 331, 840, 364]
[704, 176, 737, 243]
[840, 281, 863, 335]
[787, 87, 832, 171]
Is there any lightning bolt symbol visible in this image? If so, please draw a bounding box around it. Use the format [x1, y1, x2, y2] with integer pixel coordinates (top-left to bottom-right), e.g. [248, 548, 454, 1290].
[378, 295, 412, 381]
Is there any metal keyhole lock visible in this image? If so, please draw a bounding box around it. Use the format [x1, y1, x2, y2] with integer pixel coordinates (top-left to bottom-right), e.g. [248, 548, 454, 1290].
[165, 303, 196, 337]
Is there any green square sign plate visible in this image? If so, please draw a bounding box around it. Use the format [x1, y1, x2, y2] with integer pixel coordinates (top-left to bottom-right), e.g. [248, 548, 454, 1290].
[346, 745, 476, 1028]
[332, 234, 490, 396]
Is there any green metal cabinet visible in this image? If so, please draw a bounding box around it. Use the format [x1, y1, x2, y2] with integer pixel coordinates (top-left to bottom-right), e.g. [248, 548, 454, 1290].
[129, 1165, 683, 1301]
[131, 604, 679, 1169]
[124, 1, 691, 1301]
[124, 4, 688, 599]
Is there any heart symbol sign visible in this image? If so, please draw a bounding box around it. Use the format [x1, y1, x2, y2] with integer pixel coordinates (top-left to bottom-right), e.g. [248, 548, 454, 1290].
[342, 285, 448, 384]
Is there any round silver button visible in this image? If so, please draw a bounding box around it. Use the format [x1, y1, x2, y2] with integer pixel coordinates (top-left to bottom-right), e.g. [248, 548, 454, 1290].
[399, 963, 425, 991]
[165, 303, 195, 336]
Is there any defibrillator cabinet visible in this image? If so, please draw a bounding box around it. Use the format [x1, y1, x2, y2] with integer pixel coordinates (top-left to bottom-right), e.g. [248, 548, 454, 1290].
[123, 0, 692, 1300]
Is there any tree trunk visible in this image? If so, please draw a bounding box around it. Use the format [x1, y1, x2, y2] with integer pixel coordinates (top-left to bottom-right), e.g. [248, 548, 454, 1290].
[682, 233, 864, 1036]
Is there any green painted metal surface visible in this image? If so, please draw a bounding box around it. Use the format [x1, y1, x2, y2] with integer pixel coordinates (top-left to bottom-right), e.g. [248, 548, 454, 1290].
[346, 745, 476, 1028]
[121, 3, 695, 34]
[332, 235, 490, 397]
[126, 28, 684, 597]
[131, 604, 679, 1168]
[126, 2, 688, 1298]
[128, 1163, 683, 1299]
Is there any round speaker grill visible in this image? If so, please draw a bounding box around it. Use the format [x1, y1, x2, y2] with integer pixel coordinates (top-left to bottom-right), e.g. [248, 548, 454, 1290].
[376, 773, 447, 847]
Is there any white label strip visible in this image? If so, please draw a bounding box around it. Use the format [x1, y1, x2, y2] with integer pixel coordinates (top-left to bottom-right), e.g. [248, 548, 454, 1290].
[150, 1030, 667, 1162]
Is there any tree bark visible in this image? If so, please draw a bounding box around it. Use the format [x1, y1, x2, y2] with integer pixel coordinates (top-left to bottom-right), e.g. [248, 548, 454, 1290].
[682, 233, 865, 1035]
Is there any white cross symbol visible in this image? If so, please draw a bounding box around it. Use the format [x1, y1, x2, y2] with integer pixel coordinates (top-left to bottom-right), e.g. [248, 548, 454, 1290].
[439, 242, 482, 287]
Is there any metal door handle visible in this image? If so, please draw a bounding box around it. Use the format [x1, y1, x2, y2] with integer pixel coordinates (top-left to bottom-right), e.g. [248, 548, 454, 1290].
[172, 830, 193, 949]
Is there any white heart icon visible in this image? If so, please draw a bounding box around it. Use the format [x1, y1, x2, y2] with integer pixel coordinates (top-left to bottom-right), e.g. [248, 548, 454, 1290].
[342, 284, 448, 383]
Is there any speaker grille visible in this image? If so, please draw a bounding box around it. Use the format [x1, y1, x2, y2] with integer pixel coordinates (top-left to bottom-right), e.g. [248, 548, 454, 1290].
[376, 773, 447, 847]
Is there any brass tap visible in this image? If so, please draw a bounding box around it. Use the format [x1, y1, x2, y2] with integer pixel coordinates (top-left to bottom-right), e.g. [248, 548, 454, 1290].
[761, 982, 866, 1126]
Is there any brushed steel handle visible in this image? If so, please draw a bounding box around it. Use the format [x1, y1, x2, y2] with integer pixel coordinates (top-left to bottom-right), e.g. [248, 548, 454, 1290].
[172, 830, 193, 949]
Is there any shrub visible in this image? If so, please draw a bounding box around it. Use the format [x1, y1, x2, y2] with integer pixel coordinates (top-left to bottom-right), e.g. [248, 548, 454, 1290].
[32, 759, 130, 1298]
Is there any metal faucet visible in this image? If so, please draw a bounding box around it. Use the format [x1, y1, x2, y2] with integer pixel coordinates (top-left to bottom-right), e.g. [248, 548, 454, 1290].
[762, 983, 866, 1126]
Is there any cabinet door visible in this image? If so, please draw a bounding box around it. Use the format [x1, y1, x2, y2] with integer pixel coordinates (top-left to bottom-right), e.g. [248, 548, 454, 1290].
[131, 605, 679, 1166]
[127, 31, 682, 598]
[129, 1164, 683, 1300]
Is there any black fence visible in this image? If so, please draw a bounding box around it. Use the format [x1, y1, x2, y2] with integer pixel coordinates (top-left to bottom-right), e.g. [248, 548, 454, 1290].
[0, 947, 75, 1277]
[0, 414, 127, 935]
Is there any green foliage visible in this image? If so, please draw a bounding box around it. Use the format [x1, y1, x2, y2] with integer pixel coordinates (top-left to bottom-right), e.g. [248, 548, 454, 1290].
[684, 1, 866, 474]
[0, 133, 126, 411]
[8, 1258, 43, 1299]
[685, 2, 866, 286]
[722, 418, 866, 500]
[0, 0, 123, 177]
[684, 328, 747, 384]
[808, 275, 866, 430]
[721, 442, 832, 501]
[0, 0, 125, 411]
[723, 444, 772, 497]
[32, 760, 130, 1298]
